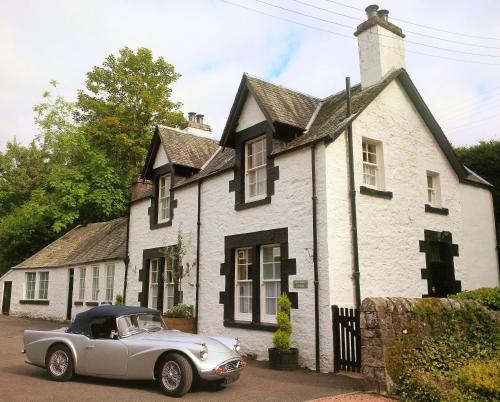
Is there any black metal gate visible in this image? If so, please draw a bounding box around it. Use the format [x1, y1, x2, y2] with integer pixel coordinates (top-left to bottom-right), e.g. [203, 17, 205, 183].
[332, 305, 361, 372]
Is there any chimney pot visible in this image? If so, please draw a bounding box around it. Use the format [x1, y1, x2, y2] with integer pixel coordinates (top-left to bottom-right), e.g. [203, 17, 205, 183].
[365, 4, 379, 18]
[188, 112, 196, 122]
[196, 114, 204, 124]
[377, 9, 389, 21]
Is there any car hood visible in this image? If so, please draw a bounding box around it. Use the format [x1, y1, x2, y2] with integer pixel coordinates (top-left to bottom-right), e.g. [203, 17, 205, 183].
[127, 330, 235, 353]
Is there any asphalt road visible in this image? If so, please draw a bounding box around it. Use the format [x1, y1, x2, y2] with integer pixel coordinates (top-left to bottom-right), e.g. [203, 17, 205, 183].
[0, 314, 363, 401]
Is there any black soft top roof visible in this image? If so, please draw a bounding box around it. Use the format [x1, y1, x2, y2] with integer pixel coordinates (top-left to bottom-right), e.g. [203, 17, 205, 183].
[67, 305, 159, 336]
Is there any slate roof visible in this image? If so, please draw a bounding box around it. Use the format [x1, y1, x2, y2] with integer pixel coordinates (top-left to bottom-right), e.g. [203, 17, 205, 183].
[246, 75, 320, 130]
[14, 217, 127, 270]
[158, 127, 219, 169]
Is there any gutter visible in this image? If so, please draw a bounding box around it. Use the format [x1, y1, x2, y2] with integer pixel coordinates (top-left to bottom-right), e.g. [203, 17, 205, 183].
[195, 180, 202, 333]
[310, 143, 320, 373]
[345, 77, 362, 309]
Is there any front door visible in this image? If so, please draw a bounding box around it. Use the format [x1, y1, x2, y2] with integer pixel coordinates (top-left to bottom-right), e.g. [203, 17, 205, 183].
[428, 241, 456, 297]
[66, 269, 74, 320]
[2, 281, 12, 315]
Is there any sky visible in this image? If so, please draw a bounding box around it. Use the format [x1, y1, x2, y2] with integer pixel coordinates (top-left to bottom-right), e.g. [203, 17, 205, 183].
[1, 0, 499, 149]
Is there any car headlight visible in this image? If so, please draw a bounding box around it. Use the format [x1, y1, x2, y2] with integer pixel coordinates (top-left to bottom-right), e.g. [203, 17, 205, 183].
[200, 343, 208, 361]
[234, 338, 241, 353]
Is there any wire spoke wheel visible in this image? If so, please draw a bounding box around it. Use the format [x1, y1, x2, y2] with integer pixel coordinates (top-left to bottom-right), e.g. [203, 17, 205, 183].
[49, 350, 69, 377]
[161, 361, 182, 391]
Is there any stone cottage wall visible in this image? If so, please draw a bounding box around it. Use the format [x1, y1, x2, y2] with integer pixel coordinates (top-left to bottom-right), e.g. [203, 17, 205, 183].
[360, 296, 477, 394]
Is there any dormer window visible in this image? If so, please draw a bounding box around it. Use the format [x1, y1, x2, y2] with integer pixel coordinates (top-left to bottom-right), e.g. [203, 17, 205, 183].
[158, 175, 170, 223]
[245, 136, 267, 202]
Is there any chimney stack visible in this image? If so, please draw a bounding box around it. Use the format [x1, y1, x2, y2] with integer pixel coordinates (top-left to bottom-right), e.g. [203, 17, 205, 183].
[185, 112, 213, 138]
[355, 4, 405, 89]
[196, 114, 204, 124]
[188, 112, 196, 122]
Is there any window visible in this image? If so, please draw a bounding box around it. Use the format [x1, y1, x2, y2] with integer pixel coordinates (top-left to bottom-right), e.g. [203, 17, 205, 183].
[245, 136, 267, 201]
[25, 272, 36, 300]
[261, 245, 281, 323]
[427, 172, 441, 207]
[164, 256, 175, 311]
[235, 248, 253, 321]
[105, 264, 115, 302]
[38, 272, 49, 300]
[91, 265, 99, 301]
[150, 259, 159, 309]
[362, 140, 378, 187]
[79, 267, 86, 300]
[158, 175, 171, 223]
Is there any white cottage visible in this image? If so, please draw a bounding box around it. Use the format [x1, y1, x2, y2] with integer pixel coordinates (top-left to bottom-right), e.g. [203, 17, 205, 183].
[125, 7, 498, 372]
[0, 218, 127, 320]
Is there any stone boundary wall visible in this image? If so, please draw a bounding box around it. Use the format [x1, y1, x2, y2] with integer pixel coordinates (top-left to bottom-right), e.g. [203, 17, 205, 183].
[360, 296, 475, 394]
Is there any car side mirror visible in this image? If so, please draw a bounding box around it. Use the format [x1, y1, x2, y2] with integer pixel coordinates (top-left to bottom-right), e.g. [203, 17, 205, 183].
[110, 330, 119, 340]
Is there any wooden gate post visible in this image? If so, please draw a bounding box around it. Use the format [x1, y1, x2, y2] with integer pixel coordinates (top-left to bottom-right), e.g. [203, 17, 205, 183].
[332, 305, 340, 372]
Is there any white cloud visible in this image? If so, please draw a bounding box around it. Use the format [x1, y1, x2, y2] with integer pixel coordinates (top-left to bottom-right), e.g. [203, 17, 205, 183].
[1, 0, 499, 148]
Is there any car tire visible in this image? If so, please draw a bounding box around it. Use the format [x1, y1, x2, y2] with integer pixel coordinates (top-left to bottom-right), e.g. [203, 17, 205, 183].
[45, 344, 74, 382]
[157, 353, 193, 397]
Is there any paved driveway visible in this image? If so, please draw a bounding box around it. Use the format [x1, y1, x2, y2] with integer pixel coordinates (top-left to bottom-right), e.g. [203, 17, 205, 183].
[0, 314, 363, 401]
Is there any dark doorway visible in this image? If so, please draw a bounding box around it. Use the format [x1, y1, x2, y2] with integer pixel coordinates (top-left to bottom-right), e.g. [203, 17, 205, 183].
[420, 230, 461, 297]
[2, 281, 12, 315]
[66, 269, 74, 320]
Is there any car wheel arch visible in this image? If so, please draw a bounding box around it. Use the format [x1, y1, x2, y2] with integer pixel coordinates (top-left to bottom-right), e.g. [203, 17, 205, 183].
[153, 350, 196, 380]
[45, 341, 77, 368]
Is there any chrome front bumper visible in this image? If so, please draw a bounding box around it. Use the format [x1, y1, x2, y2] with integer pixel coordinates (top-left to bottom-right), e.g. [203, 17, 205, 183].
[198, 358, 246, 381]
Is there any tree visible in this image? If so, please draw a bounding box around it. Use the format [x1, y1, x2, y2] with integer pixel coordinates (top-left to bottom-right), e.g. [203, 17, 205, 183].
[76, 47, 186, 185]
[455, 140, 500, 225]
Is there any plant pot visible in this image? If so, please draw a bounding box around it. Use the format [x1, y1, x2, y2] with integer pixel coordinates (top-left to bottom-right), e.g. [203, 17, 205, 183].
[163, 317, 195, 333]
[268, 347, 299, 370]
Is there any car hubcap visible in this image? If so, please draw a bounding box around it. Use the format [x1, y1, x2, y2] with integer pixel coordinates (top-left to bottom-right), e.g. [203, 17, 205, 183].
[49, 350, 69, 377]
[161, 361, 181, 391]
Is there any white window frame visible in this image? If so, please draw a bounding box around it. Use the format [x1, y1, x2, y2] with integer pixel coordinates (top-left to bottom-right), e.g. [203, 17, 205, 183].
[245, 136, 267, 203]
[260, 245, 281, 324]
[91, 265, 99, 301]
[150, 259, 160, 309]
[158, 175, 171, 223]
[362, 138, 384, 189]
[235, 247, 253, 322]
[105, 264, 115, 302]
[25, 272, 36, 300]
[37, 272, 49, 300]
[426, 171, 441, 207]
[78, 267, 86, 301]
[164, 255, 175, 311]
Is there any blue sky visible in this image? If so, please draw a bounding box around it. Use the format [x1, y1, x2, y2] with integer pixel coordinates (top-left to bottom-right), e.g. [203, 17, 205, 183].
[1, 0, 499, 148]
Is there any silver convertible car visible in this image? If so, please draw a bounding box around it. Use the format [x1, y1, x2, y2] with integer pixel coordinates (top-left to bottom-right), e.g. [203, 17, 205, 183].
[23, 305, 245, 397]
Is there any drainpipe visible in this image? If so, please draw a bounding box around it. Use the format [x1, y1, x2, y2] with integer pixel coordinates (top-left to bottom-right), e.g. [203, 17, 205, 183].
[195, 180, 202, 333]
[123, 204, 131, 303]
[311, 143, 320, 373]
[346, 77, 362, 309]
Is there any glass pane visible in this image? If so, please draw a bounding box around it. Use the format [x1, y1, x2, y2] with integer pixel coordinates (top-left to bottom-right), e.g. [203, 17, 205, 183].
[263, 247, 273, 263]
[263, 263, 273, 280]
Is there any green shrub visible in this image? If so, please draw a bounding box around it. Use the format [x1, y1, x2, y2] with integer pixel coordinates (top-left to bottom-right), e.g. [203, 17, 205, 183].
[388, 300, 500, 401]
[114, 294, 124, 305]
[272, 294, 292, 352]
[452, 287, 500, 310]
[164, 304, 193, 318]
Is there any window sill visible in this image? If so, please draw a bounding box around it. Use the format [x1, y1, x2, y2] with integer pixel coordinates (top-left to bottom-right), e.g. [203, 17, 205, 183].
[20, 299, 49, 305]
[425, 204, 449, 216]
[223, 319, 277, 332]
[74, 301, 83, 306]
[360, 186, 393, 200]
[150, 219, 172, 230]
[235, 196, 271, 211]
[85, 301, 99, 306]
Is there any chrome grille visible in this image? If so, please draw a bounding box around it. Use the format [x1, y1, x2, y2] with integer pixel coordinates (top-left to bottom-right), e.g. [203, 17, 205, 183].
[219, 359, 242, 373]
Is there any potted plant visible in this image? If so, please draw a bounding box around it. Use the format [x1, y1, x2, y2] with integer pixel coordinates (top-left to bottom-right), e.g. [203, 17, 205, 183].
[164, 304, 195, 333]
[268, 294, 298, 370]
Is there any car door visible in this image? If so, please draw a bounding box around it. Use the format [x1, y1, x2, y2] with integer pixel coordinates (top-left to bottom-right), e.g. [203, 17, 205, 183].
[82, 337, 128, 376]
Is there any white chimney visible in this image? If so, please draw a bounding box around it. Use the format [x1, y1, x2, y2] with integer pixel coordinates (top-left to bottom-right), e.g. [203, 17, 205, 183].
[355, 5, 405, 89]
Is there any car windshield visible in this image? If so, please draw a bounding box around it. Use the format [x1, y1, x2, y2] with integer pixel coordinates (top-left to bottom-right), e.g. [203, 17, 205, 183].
[117, 313, 165, 337]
